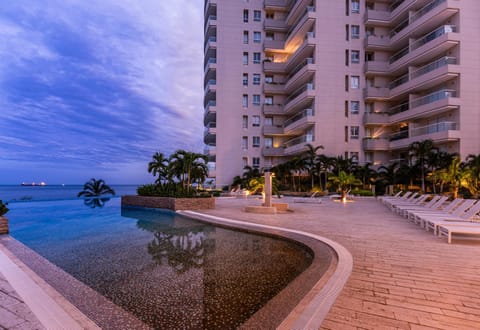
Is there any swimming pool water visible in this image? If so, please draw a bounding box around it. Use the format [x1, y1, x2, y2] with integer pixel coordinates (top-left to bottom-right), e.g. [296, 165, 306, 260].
[8, 198, 313, 329]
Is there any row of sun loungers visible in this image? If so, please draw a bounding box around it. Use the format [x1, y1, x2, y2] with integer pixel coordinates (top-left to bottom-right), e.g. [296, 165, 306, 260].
[381, 192, 480, 243]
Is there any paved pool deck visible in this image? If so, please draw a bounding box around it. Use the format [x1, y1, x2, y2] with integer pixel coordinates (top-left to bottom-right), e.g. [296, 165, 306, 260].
[2, 197, 480, 329]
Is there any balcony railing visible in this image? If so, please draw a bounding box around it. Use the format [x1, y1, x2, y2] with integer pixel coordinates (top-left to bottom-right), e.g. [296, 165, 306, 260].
[284, 134, 314, 148]
[287, 57, 314, 80]
[389, 0, 446, 38]
[283, 108, 314, 127]
[389, 0, 406, 11]
[285, 82, 314, 103]
[411, 121, 457, 137]
[389, 89, 457, 115]
[389, 25, 456, 64]
[389, 56, 456, 90]
[389, 130, 409, 141]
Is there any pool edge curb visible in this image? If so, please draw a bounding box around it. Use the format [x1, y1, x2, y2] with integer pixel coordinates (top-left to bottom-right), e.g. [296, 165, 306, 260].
[179, 210, 353, 329]
[0, 238, 101, 330]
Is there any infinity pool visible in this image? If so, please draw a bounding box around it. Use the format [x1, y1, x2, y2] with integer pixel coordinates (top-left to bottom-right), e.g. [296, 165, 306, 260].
[7, 198, 315, 329]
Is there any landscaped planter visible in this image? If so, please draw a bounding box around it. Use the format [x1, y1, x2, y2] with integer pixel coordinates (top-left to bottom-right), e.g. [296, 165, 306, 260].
[0, 216, 8, 234]
[121, 195, 215, 211]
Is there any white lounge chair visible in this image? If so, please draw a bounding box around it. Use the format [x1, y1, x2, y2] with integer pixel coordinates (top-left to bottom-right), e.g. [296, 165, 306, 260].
[409, 198, 468, 224]
[438, 224, 480, 243]
[423, 201, 480, 235]
[403, 195, 448, 219]
[383, 191, 414, 208]
[392, 194, 430, 215]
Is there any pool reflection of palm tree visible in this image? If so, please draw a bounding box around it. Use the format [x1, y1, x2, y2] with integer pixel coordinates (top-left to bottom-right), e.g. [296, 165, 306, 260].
[148, 229, 206, 274]
[83, 197, 111, 208]
[78, 178, 115, 208]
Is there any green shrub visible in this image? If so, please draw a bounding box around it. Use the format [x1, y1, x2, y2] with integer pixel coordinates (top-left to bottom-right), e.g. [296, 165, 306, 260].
[351, 188, 374, 196]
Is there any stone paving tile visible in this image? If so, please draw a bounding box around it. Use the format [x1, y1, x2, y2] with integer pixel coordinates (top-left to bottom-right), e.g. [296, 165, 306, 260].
[197, 197, 480, 329]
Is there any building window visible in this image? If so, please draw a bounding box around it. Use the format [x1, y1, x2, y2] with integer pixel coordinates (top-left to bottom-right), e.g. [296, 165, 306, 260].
[351, 0, 360, 13]
[364, 152, 373, 163]
[345, 75, 349, 91]
[345, 50, 349, 66]
[266, 11, 274, 19]
[243, 31, 249, 44]
[264, 96, 273, 105]
[243, 52, 248, 65]
[266, 32, 274, 40]
[350, 76, 360, 89]
[253, 94, 261, 105]
[351, 50, 360, 64]
[253, 31, 261, 43]
[252, 115, 260, 127]
[242, 157, 248, 168]
[350, 101, 360, 114]
[242, 115, 248, 129]
[243, 9, 249, 23]
[253, 136, 260, 147]
[350, 152, 359, 162]
[252, 157, 260, 168]
[351, 25, 360, 39]
[350, 126, 359, 139]
[253, 52, 261, 64]
[344, 100, 349, 117]
[264, 117, 273, 126]
[345, 126, 349, 142]
[253, 74, 261, 85]
[242, 136, 248, 150]
[242, 94, 248, 107]
[253, 10, 261, 21]
[243, 73, 248, 86]
[265, 75, 273, 83]
[265, 137, 273, 148]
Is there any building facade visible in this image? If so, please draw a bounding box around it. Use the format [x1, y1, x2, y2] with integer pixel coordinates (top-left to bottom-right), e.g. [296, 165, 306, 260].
[203, 0, 480, 188]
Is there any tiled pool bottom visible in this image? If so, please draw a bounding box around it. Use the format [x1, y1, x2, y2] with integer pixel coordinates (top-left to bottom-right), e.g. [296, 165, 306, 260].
[4, 199, 334, 329]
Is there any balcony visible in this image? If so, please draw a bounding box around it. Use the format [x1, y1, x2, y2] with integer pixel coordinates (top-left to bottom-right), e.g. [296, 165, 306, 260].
[285, 7, 315, 47]
[390, 121, 460, 149]
[204, 36, 217, 55]
[364, 35, 390, 50]
[389, 0, 458, 45]
[262, 147, 285, 157]
[264, 0, 289, 10]
[204, 15, 217, 30]
[389, 56, 459, 98]
[363, 86, 390, 101]
[262, 125, 284, 136]
[390, 89, 459, 123]
[203, 145, 216, 157]
[285, 57, 315, 92]
[204, 57, 217, 73]
[264, 39, 286, 52]
[363, 138, 390, 151]
[204, 100, 216, 125]
[263, 82, 285, 94]
[263, 104, 284, 115]
[284, 83, 315, 114]
[263, 60, 286, 73]
[264, 19, 287, 32]
[283, 134, 313, 155]
[204, 0, 217, 13]
[203, 123, 216, 144]
[363, 112, 389, 125]
[286, 0, 312, 26]
[364, 9, 390, 26]
[364, 60, 389, 76]
[389, 25, 458, 68]
[204, 79, 216, 95]
[283, 108, 315, 135]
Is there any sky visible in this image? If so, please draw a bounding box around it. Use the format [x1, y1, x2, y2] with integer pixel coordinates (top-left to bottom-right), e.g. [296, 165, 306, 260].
[0, 1, 204, 184]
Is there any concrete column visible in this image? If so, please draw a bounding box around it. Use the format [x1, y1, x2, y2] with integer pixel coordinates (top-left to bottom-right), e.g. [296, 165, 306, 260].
[264, 171, 272, 207]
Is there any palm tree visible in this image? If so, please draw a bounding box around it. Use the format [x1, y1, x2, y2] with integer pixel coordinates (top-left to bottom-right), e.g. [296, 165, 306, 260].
[148, 152, 169, 185]
[302, 143, 324, 190]
[328, 170, 362, 200]
[377, 162, 400, 194]
[169, 150, 208, 192]
[77, 178, 115, 197]
[408, 139, 438, 192]
[463, 154, 480, 198]
[438, 157, 465, 198]
[354, 163, 377, 189]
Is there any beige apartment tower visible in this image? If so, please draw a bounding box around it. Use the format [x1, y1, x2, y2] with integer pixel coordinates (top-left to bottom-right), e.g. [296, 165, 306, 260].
[203, 0, 480, 188]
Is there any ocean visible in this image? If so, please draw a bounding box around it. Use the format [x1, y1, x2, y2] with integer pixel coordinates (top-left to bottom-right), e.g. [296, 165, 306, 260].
[0, 185, 139, 203]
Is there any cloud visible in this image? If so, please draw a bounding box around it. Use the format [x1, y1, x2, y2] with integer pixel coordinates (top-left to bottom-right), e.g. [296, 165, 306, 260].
[0, 0, 204, 183]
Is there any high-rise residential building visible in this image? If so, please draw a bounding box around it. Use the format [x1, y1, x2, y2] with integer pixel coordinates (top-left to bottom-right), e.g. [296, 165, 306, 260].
[203, 0, 480, 188]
